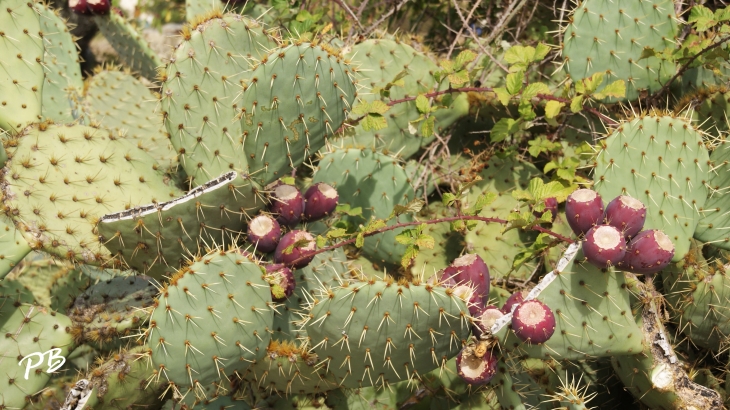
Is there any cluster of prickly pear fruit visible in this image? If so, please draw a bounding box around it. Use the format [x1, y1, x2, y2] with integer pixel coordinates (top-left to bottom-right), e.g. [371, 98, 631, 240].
[567, 189, 674, 273]
[1, 0, 730, 408]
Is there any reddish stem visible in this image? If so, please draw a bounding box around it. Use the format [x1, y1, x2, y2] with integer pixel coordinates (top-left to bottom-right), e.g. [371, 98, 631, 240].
[286, 215, 574, 267]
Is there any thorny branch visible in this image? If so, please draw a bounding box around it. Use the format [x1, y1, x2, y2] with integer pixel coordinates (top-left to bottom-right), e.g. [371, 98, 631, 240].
[286, 214, 574, 267]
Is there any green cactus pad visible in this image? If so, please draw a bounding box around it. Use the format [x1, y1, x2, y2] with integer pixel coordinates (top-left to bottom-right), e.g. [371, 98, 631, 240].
[37, 3, 83, 123]
[161, 13, 280, 186]
[272, 248, 351, 342]
[239, 41, 357, 184]
[593, 114, 710, 261]
[8, 252, 89, 311]
[341, 39, 467, 158]
[0, 0, 44, 133]
[1, 123, 182, 264]
[186, 0, 220, 21]
[562, 0, 679, 101]
[69, 275, 157, 348]
[93, 13, 163, 81]
[0, 277, 35, 324]
[305, 279, 470, 388]
[98, 171, 263, 278]
[493, 243, 644, 360]
[147, 250, 273, 392]
[463, 155, 540, 279]
[312, 148, 415, 265]
[242, 339, 338, 396]
[662, 242, 730, 351]
[86, 347, 163, 409]
[0, 304, 75, 409]
[0, 215, 31, 279]
[83, 69, 178, 169]
[695, 138, 730, 249]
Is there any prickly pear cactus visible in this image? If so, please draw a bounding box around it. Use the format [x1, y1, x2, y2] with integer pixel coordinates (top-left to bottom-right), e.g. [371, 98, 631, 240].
[304, 278, 471, 388]
[0, 122, 182, 264]
[562, 0, 679, 101]
[593, 113, 710, 262]
[146, 249, 273, 398]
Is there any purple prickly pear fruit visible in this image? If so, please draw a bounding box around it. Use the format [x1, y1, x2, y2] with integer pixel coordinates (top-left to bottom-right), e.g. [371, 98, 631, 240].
[247, 215, 281, 253]
[86, 0, 110, 14]
[533, 197, 558, 222]
[472, 305, 504, 338]
[565, 189, 604, 236]
[511, 300, 556, 344]
[456, 344, 498, 385]
[265, 264, 295, 302]
[274, 230, 316, 269]
[618, 230, 675, 274]
[304, 183, 339, 221]
[603, 195, 646, 239]
[501, 290, 528, 314]
[443, 254, 490, 304]
[269, 184, 305, 228]
[69, 0, 91, 15]
[452, 285, 482, 316]
[582, 225, 627, 269]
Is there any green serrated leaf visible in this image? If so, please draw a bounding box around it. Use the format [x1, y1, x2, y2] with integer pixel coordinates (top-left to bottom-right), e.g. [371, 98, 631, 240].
[439, 60, 454, 72]
[369, 100, 391, 114]
[356, 233, 365, 248]
[494, 88, 511, 106]
[362, 114, 388, 131]
[491, 118, 519, 142]
[545, 100, 564, 119]
[506, 71, 524, 95]
[326, 228, 348, 239]
[455, 50, 477, 70]
[689, 5, 717, 31]
[420, 116, 435, 138]
[415, 233, 435, 249]
[534, 43, 551, 61]
[316, 235, 327, 248]
[570, 95, 584, 113]
[401, 246, 419, 268]
[448, 70, 470, 86]
[279, 177, 295, 185]
[364, 219, 387, 233]
[415, 94, 429, 114]
[593, 80, 626, 100]
[442, 192, 458, 206]
[521, 82, 550, 101]
[504, 45, 535, 70]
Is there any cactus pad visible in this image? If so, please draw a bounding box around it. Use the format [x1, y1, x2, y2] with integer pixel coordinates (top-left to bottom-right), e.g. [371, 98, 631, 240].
[562, 0, 679, 101]
[147, 250, 273, 393]
[98, 171, 263, 278]
[94, 13, 163, 81]
[694, 138, 730, 249]
[305, 279, 470, 388]
[83, 69, 177, 169]
[312, 148, 415, 265]
[1, 123, 182, 264]
[593, 114, 710, 261]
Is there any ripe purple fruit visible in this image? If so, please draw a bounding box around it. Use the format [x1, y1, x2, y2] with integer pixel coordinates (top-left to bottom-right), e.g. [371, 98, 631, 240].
[69, 0, 90, 15]
[265, 264, 295, 302]
[456, 345, 498, 385]
[565, 189, 604, 236]
[618, 230, 675, 274]
[442, 254, 490, 305]
[86, 0, 110, 14]
[533, 197, 558, 222]
[603, 195, 646, 239]
[274, 230, 316, 269]
[472, 305, 504, 338]
[269, 184, 305, 228]
[511, 300, 556, 344]
[247, 215, 281, 253]
[304, 183, 339, 221]
[582, 225, 627, 269]
[502, 290, 528, 314]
